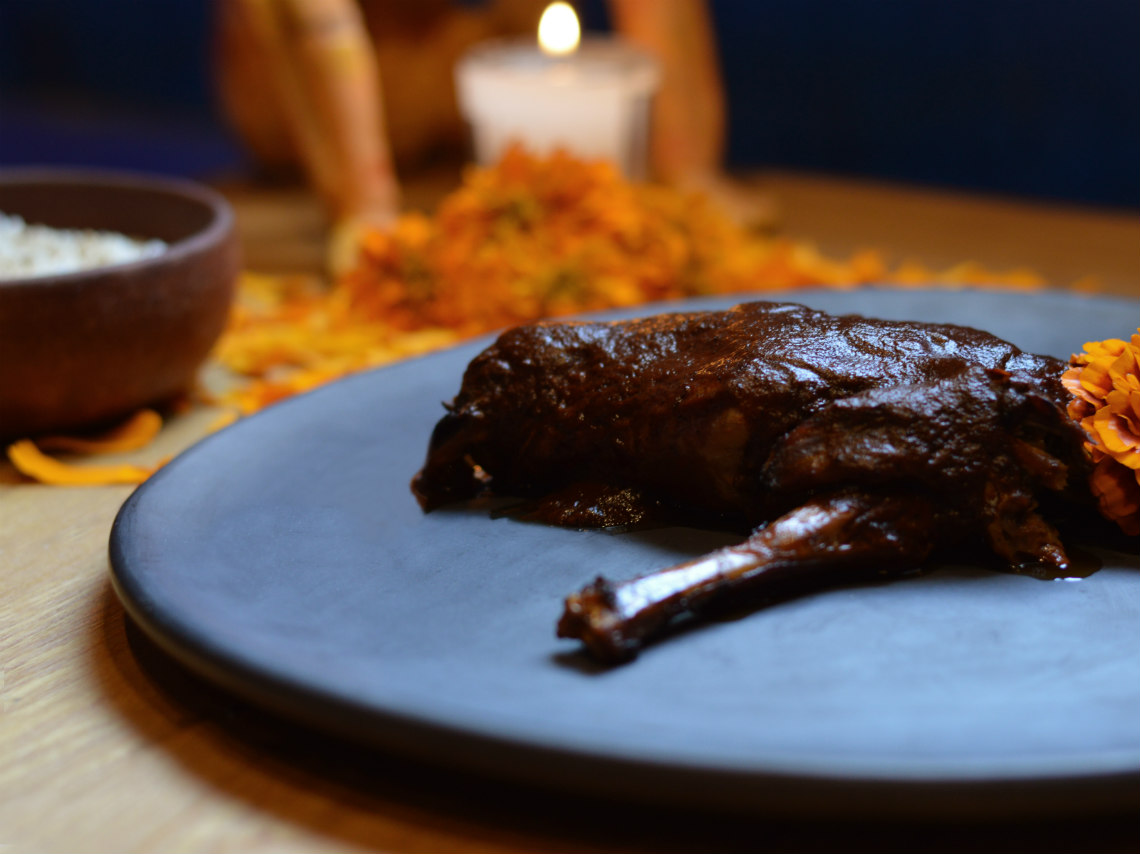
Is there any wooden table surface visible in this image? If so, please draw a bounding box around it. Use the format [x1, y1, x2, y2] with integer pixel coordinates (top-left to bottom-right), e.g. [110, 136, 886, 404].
[2, 171, 1138, 853]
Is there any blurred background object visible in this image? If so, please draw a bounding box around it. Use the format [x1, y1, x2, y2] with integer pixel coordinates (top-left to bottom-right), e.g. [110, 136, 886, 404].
[0, 169, 239, 438]
[1, 0, 1136, 210]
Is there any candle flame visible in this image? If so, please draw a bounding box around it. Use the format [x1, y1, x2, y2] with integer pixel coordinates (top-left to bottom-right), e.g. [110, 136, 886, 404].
[538, 2, 580, 57]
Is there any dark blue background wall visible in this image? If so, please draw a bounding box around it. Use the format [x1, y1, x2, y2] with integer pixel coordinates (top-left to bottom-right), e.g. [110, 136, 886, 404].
[710, 0, 1139, 208]
[2, 0, 1137, 208]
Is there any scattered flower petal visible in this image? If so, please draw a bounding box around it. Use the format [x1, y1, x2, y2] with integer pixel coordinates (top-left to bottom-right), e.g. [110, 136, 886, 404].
[33, 409, 163, 454]
[7, 439, 158, 486]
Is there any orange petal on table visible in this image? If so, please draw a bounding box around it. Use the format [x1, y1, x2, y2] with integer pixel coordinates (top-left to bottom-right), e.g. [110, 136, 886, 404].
[207, 410, 241, 433]
[6, 439, 156, 486]
[33, 408, 163, 454]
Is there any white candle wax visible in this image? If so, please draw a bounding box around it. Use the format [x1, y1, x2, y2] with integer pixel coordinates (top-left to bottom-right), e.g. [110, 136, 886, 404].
[455, 37, 660, 179]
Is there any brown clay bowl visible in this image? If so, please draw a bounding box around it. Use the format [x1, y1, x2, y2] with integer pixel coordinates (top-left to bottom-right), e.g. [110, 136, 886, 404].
[0, 169, 240, 440]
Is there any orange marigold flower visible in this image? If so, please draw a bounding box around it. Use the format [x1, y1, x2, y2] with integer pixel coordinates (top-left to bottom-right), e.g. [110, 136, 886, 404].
[1063, 330, 1140, 535]
[209, 147, 1077, 423]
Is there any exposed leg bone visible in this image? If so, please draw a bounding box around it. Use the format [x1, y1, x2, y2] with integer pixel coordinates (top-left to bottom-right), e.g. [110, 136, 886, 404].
[557, 491, 940, 664]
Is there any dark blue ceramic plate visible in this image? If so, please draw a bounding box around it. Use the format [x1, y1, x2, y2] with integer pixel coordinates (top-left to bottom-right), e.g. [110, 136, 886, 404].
[109, 288, 1140, 817]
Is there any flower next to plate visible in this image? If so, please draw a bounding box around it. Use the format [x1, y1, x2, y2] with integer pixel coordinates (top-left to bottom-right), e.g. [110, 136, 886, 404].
[1062, 330, 1140, 536]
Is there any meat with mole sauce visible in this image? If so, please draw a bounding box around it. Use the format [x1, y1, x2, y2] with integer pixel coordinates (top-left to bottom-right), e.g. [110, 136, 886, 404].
[412, 301, 1100, 663]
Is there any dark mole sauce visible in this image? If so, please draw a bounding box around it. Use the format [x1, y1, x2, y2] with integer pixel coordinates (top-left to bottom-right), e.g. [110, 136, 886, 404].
[415, 300, 1114, 575]
[1008, 545, 1103, 580]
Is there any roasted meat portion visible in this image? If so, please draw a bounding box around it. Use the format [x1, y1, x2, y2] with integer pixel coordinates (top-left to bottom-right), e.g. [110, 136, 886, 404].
[412, 300, 1098, 662]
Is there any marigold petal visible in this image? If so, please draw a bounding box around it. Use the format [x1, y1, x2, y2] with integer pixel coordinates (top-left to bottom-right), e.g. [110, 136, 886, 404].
[1078, 359, 1115, 399]
[1088, 457, 1140, 536]
[1066, 328, 1140, 530]
[207, 410, 241, 433]
[1090, 405, 1138, 447]
[1125, 387, 1140, 425]
[1105, 387, 1140, 433]
[1083, 338, 1128, 360]
[1061, 367, 1102, 408]
[7, 439, 155, 485]
[33, 409, 163, 454]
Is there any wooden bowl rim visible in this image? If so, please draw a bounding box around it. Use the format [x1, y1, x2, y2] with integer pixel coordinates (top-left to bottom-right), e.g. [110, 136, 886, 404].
[0, 167, 235, 291]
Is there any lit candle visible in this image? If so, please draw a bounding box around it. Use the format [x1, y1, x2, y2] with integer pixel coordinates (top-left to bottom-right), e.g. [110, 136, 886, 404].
[455, 2, 661, 179]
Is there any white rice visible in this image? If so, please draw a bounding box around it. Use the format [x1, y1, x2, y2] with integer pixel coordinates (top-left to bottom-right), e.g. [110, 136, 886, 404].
[0, 212, 167, 280]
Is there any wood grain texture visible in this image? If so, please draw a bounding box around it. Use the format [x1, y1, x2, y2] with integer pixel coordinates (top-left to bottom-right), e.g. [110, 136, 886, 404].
[2, 173, 1137, 853]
